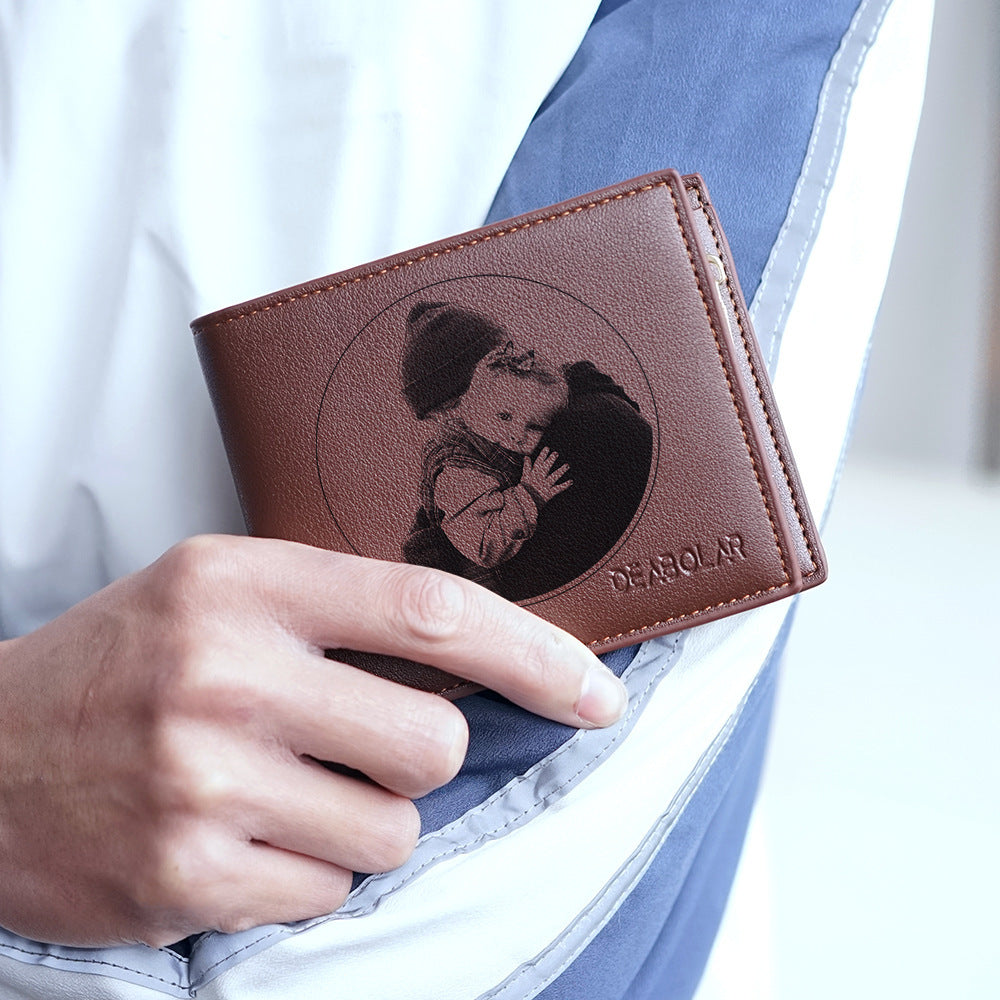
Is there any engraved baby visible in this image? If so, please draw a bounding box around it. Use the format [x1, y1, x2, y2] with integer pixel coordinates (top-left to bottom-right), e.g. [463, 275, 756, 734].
[400, 301, 572, 591]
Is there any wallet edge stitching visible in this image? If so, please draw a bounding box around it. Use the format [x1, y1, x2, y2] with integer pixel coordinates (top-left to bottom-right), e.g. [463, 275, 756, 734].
[663, 181, 793, 587]
[196, 182, 673, 333]
[690, 182, 820, 578]
[195, 174, 803, 661]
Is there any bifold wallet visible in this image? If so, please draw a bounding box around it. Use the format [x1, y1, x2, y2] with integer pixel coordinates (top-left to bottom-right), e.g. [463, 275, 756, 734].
[192, 169, 826, 697]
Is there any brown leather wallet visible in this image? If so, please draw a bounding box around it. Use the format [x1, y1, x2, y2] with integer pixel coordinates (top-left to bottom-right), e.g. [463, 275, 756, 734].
[192, 169, 826, 696]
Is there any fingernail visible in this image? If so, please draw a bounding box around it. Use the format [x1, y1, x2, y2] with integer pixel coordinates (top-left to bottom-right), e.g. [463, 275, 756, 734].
[575, 667, 628, 728]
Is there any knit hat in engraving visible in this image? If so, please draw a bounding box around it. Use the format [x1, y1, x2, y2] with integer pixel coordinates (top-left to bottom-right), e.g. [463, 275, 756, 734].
[401, 301, 505, 418]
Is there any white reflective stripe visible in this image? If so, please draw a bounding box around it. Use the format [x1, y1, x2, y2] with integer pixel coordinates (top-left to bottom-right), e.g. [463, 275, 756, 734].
[753, 0, 894, 365]
[772, 0, 935, 513]
[195, 3, 933, 998]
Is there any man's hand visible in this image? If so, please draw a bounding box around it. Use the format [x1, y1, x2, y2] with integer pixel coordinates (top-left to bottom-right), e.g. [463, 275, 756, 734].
[0, 536, 626, 948]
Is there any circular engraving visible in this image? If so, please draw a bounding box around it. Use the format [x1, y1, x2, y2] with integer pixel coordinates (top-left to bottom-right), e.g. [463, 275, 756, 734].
[316, 275, 656, 604]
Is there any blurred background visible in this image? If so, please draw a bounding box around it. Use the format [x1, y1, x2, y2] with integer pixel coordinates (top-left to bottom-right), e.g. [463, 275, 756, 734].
[698, 1, 1000, 996]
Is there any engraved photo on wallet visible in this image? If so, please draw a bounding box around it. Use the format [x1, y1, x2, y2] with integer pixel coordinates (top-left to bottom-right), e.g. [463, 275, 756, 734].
[316, 290, 654, 606]
[192, 169, 826, 695]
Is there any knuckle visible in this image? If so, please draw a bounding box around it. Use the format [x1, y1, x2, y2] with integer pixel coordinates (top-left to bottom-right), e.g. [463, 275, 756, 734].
[146, 535, 244, 618]
[145, 638, 210, 715]
[169, 656, 258, 726]
[393, 566, 468, 643]
[362, 797, 421, 872]
[146, 727, 237, 820]
[175, 763, 234, 817]
[131, 825, 213, 917]
[143, 633, 263, 732]
[512, 626, 568, 702]
[400, 699, 469, 792]
[143, 726, 194, 813]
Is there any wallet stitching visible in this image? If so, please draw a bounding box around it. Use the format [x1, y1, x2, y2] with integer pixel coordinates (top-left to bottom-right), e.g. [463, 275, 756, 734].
[664, 183, 791, 585]
[587, 585, 784, 647]
[199, 183, 671, 332]
[585, 183, 799, 651]
[695, 192, 819, 578]
[436, 677, 476, 696]
[201, 177, 797, 669]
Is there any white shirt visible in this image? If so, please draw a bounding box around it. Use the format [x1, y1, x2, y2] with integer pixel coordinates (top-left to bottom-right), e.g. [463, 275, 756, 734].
[0, 0, 598, 639]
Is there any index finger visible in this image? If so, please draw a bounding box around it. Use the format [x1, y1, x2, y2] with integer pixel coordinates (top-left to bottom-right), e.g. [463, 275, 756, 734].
[255, 540, 628, 730]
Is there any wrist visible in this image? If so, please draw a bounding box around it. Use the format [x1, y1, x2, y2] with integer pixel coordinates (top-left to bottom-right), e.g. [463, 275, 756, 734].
[519, 479, 542, 506]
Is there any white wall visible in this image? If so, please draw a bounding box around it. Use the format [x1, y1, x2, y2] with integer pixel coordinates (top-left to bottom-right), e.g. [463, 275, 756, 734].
[849, 0, 1000, 473]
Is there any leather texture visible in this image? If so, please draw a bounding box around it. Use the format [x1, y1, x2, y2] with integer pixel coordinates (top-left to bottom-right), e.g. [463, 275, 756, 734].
[192, 170, 826, 695]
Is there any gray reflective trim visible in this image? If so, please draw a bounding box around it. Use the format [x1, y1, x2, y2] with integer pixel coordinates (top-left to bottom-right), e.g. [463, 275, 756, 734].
[181, 634, 686, 991]
[481, 4, 899, 993]
[335, 635, 683, 920]
[752, 0, 894, 373]
[477, 655, 766, 1000]
[0, 634, 680, 997]
[0, 933, 190, 998]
